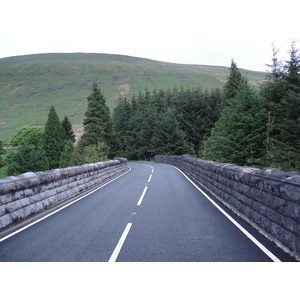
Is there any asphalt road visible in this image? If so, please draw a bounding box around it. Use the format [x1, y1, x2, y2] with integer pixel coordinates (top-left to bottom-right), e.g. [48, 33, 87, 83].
[0, 162, 294, 262]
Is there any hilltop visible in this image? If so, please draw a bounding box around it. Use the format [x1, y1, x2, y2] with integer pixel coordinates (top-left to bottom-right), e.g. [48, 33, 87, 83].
[0, 53, 266, 143]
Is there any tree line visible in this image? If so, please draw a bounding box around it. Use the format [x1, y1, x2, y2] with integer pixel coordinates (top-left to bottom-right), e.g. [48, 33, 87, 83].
[112, 87, 220, 159]
[113, 41, 300, 171]
[0, 42, 299, 176]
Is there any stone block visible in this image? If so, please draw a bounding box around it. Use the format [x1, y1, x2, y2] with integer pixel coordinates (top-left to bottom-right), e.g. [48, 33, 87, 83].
[17, 172, 40, 189]
[34, 202, 44, 213]
[285, 202, 300, 222]
[23, 204, 37, 217]
[6, 200, 19, 213]
[252, 200, 268, 217]
[0, 214, 12, 229]
[280, 183, 300, 202]
[12, 189, 26, 201]
[42, 198, 51, 209]
[263, 178, 282, 197]
[0, 193, 12, 204]
[267, 207, 283, 226]
[0, 204, 7, 217]
[282, 216, 300, 236]
[0, 179, 17, 194]
[29, 193, 43, 204]
[249, 209, 263, 225]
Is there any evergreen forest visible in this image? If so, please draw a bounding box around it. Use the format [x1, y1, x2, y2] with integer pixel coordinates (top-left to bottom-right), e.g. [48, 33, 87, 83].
[1, 43, 300, 178]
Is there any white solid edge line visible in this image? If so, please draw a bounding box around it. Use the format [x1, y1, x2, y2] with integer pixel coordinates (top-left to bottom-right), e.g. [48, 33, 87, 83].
[172, 166, 281, 262]
[137, 186, 148, 206]
[108, 223, 132, 262]
[0, 167, 132, 243]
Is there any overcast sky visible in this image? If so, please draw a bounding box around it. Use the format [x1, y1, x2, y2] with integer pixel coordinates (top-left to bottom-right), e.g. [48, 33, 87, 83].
[0, 0, 299, 72]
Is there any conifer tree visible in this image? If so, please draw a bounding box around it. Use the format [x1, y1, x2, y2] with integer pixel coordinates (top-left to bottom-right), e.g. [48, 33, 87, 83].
[222, 59, 243, 107]
[261, 42, 300, 171]
[152, 110, 194, 156]
[42, 106, 65, 169]
[203, 67, 267, 166]
[74, 83, 112, 164]
[59, 140, 74, 168]
[6, 140, 48, 175]
[112, 97, 132, 153]
[61, 115, 76, 143]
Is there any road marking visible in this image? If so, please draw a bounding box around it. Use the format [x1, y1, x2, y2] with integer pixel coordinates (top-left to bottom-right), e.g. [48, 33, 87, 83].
[108, 223, 132, 262]
[137, 186, 148, 206]
[173, 166, 281, 262]
[148, 174, 152, 182]
[0, 167, 132, 243]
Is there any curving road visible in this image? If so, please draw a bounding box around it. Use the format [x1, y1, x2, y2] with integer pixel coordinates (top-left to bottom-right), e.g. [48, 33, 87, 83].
[0, 162, 294, 262]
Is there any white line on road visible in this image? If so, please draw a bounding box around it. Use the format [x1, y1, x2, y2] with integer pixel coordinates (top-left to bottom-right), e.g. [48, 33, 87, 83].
[108, 223, 132, 262]
[0, 168, 132, 243]
[173, 166, 281, 262]
[148, 174, 152, 182]
[137, 186, 148, 206]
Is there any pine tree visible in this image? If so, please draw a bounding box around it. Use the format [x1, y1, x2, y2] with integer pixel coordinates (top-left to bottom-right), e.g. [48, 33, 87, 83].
[261, 42, 300, 171]
[222, 59, 243, 107]
[61, 115, 76, 143]
[175, 87, 221, 156]
[152, 110, 194, 156]
[59, 140, 74, 168]
[42, 106, 65, 169]
[203, 74, 267, 166]
[6, 140, 48, 175]
[74, 83, 113, 164]
[112, 97, 132, 153]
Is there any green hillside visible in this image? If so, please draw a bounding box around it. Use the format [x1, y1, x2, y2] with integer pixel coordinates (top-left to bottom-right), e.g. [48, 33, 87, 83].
[0, 53, 266, 143]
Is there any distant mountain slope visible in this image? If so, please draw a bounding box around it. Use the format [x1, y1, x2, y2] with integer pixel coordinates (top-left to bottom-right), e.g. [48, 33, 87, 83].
[0, 53, 266, 143]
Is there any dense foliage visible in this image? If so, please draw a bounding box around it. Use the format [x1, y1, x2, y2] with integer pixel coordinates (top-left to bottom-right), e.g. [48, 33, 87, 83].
[203, 63, 268, 167]
[203, 43, 300, 171]
[112, 87, 220, 159]
[260, 42, 300, 171]
[4, 126, 48, 175]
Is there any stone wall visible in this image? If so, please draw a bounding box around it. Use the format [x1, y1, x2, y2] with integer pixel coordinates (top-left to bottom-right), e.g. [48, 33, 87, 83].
[155, 155, 300, 261]
[0, 158, 128, 231]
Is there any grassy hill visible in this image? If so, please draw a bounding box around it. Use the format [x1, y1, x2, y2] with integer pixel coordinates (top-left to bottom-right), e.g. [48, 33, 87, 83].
[0, 53, 266, 143]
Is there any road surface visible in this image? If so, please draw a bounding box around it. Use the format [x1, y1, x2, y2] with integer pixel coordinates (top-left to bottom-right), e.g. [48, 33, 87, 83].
[0, 162, 294, 261]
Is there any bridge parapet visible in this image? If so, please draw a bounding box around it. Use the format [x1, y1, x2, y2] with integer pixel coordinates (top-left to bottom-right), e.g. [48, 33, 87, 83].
[0, 158, 128, 233]
[155, 155, 300, 261]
